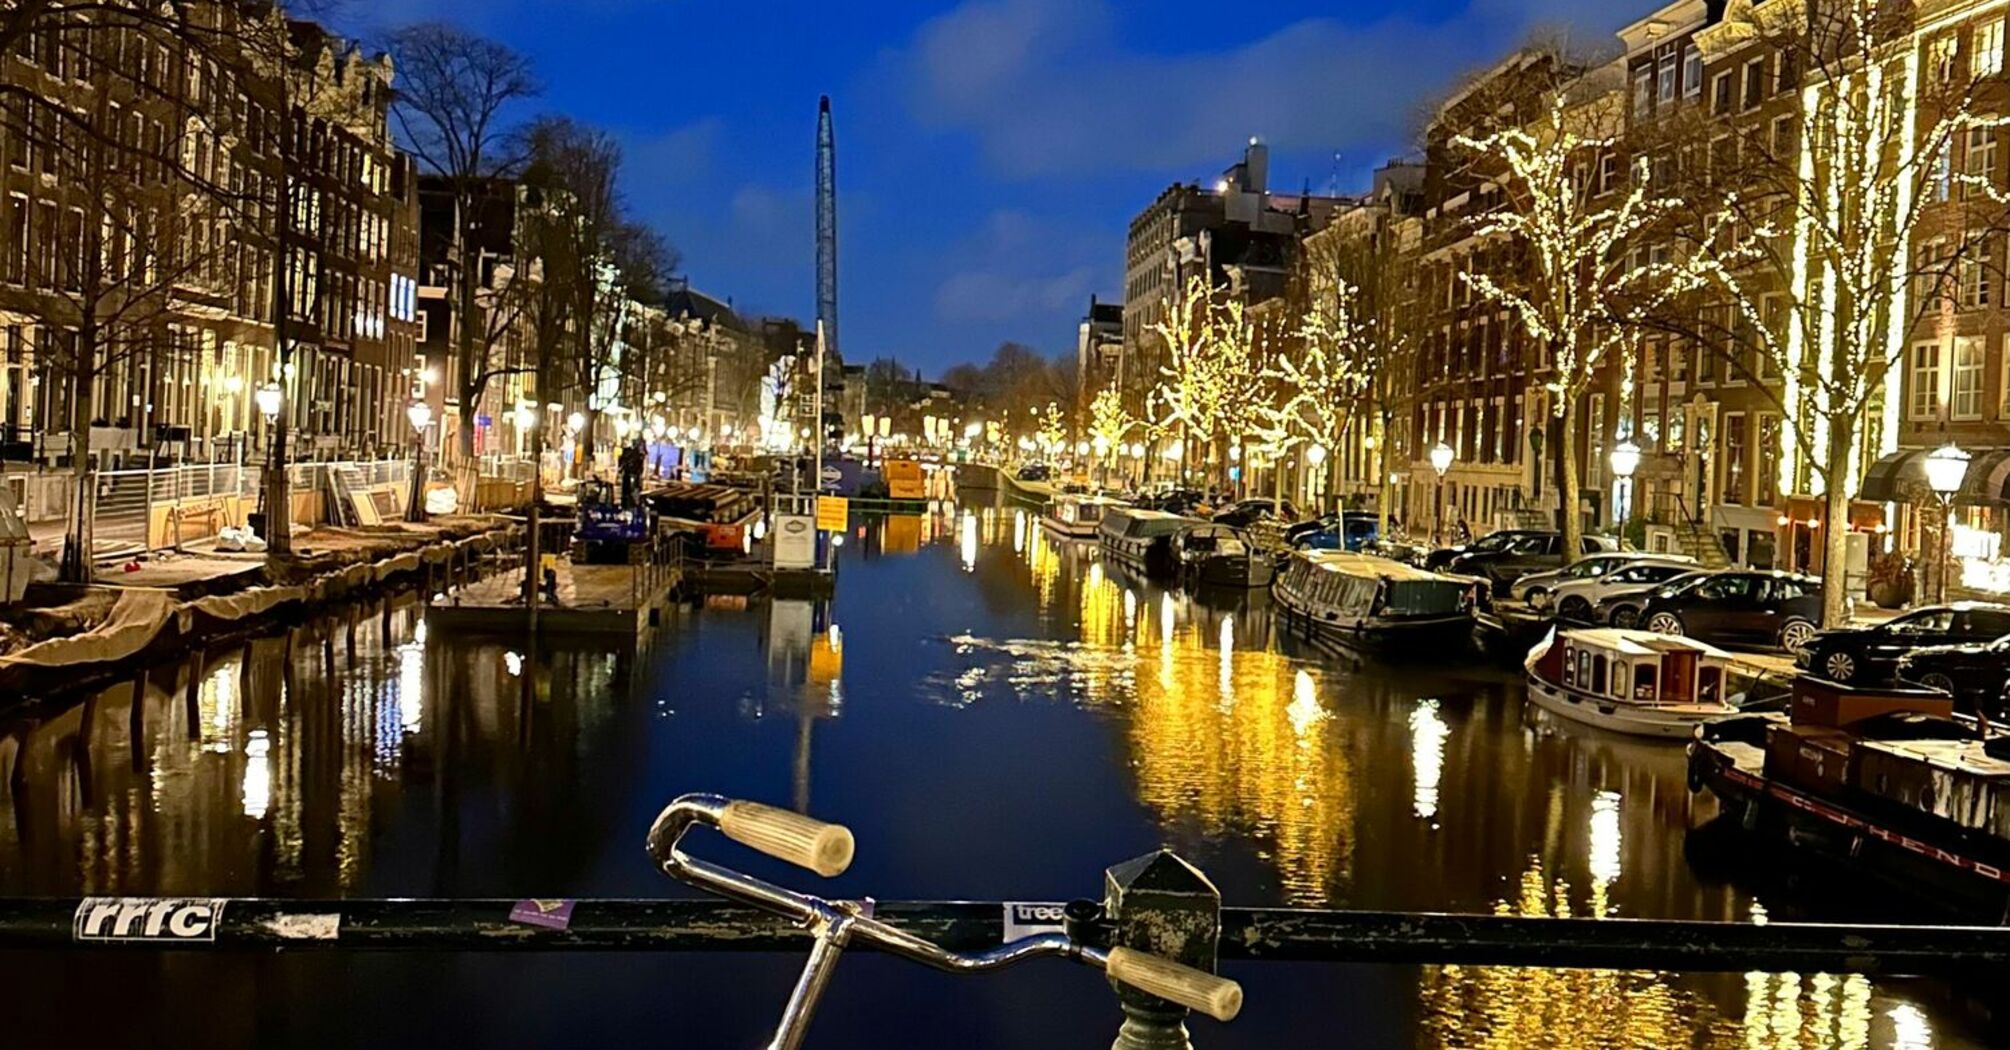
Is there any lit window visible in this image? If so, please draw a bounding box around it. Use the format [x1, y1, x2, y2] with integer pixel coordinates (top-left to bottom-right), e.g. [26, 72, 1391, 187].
[1911, 342, 1943, 420]
[1976, 18, 2005, 78]
[1953, 335, 1985, 420]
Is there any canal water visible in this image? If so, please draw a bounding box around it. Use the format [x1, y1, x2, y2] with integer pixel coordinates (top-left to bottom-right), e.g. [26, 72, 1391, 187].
[0, 493, 1988, 1048]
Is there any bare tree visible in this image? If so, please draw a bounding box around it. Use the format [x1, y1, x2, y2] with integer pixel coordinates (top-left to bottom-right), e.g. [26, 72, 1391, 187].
[388, 22, 537, 468]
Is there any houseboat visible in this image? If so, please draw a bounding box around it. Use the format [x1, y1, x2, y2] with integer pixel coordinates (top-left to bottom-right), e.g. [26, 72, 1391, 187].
[1273, 550, 1480, 656]
[1098, 507, 1196, 577]
[1690, 676, 2010, 917]
[1525, 628, 1742, 739]
[1040, 494, 1121, 541]
[1173, 523, 1276, 589]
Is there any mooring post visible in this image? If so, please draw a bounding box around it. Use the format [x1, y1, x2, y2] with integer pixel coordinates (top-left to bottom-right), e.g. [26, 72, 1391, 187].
[1102, 850, 1221, 1050]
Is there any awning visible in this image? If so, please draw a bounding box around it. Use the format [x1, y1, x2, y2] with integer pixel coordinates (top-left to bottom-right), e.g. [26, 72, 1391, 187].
[1857, 446, 2010, 505]
[1713, 504, 1780, 533]
[1858, 449, 1925, 503]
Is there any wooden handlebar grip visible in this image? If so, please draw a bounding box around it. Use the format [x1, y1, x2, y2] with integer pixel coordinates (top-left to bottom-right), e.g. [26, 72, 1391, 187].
[717, 801, 855, 877]
[1105, 947, 1243, 1022]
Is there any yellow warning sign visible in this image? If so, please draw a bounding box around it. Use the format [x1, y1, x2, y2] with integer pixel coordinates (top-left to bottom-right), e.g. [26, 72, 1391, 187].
[816, 496, 850, 531]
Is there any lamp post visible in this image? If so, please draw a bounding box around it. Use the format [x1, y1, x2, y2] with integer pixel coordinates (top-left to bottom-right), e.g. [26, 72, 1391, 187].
[1429, 441, 1455, 545]
[1305, 443, 1328, 513]
[1925, 442, 1971, 603]
[1610, 440, 1642, 551]
[406, 400, 433, 523]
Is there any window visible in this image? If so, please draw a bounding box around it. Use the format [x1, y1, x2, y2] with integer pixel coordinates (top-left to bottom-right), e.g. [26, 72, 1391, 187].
[1976, 18, 2005, 78]
[1932, 34, 1959, 82]
[1724, 412, 1748, 504]
[1963, 610, 2010, 637]
[1911, 341, 1943, 419]
[1713, 72, 1734, 114]
[1743, 59, 1767, 110]
[1658, 52, 1679, 103]
[1918, 237, 1950, 305]
[1757, 414, 1781, 506]
[1633, 67, 1653, 118]
[1772, 114, 1797, 156]
[1967, 127, 1999, 197]
[1697, 575, 1756, 600]
[1684, 46, 1704, 99]
[1953, 335, 1985, 419]
[1597, 152, 1618, 195]
[2, 194, 21, 285]
[1933, 139, 1954, 202]
[1960, 242, 1992, 309]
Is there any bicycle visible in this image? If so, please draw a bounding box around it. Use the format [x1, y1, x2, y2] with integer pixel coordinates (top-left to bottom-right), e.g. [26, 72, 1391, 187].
[645, 793, 1243, 1050]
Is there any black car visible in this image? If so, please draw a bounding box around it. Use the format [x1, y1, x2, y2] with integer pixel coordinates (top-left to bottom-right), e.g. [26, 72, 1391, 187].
[1423, 529, 1550, 572]
[1212, 499, 1298, 528]
[1016, 463, 1052, 482]
[1447, 532, 1619, 594]
[1637, 570, 1828, 651]
[1798, 603, 2010, 685]
[1895, 636, 2010, 712]
[1593, 570, 1711, 629]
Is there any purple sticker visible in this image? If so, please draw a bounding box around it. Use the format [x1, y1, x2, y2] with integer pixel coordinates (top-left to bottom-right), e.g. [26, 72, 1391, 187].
[510, 899, 575, 930]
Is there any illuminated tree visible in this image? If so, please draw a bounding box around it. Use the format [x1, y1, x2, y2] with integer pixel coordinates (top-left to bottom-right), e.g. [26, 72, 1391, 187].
[1644, 1, 2010, 624]
[1453, 83, 1682, 566]
[1151, 274, 1266, 486]
[1087, 384, 1134, 486]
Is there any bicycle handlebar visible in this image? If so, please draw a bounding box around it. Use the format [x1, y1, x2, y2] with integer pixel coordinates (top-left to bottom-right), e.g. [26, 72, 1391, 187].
[645, 793, 1243, 1032]
[717, 800, 855, 878]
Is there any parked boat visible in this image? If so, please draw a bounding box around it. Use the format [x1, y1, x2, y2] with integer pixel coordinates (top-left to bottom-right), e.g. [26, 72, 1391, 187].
[1273, 550, 1480, 656]
[1524, 628, 1742, 739]
[1041, 494, 1121, 540]
[1173, 523, 1275, 589]
[1098, 507, 1196, 577]
[1689, 676, 2010, 916]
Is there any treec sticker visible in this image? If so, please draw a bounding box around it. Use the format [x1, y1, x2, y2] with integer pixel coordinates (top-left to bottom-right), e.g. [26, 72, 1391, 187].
[73, 898, 227, 942]
[1001, 901, 1068, 943]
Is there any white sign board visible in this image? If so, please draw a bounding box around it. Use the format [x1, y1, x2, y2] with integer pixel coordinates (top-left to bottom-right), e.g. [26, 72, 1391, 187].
[772, 514, 816, 569]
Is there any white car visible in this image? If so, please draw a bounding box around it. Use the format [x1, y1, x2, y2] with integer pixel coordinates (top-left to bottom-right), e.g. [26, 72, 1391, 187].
[1509, 550, 1695, 603]
[1539, 559, 1705, 622]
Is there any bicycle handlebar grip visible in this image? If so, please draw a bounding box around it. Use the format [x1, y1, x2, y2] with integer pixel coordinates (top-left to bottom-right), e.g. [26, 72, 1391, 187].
[1105, 947, 1243, 1022]
[717, 800, 855, 877]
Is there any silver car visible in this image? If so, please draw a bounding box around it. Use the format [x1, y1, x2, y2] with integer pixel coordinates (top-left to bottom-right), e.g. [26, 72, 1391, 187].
[1537, 559, 1706, 623]
[1509, 550, 1695, 603]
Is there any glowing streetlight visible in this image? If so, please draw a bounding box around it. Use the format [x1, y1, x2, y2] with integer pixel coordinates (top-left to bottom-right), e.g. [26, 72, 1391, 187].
[1926, 442, 1972, 603]
[566, 411, 585, 433]
[255, 383, 283, 422]
[404, 401, 433, 523]
[1610, 439, 1642, 550]
[1429, 441, 1455, 545]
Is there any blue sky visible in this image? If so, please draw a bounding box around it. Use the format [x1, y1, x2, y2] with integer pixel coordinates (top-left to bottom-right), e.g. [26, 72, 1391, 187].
[347, 0, 1636, 377]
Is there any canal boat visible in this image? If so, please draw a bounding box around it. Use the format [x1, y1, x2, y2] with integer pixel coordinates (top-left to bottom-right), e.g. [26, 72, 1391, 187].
[1689, 676, 2010, 917]
[1099, 507, 1197, 577]
[1524, 628, 1741, 739]
[1273, 550, 1479, 656]
[1041, 494, 1122, 540]
[1173, 523, 1275, 589]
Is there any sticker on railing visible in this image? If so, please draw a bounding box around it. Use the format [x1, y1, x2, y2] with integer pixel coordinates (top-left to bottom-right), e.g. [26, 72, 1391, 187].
[1002, 901, 1069, 942]
[73, 898, 226, 942]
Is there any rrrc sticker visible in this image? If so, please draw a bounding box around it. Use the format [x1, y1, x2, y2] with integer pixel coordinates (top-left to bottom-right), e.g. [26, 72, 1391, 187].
[73, 898, 227, 942]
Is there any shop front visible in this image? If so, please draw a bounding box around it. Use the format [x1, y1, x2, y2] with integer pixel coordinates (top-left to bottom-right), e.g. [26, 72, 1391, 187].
[1860, 446, 2010, 602]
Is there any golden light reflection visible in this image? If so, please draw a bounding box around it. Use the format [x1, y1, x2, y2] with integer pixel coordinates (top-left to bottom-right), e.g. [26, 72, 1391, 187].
[960, 510, 979, 572]
[1410, 698, 1448, 821]
[1423, 860, 1925, 1050]
[1587, 790, 1621, 919]
[1012, 508, 1026, 554]
[241, 729, 271, 820]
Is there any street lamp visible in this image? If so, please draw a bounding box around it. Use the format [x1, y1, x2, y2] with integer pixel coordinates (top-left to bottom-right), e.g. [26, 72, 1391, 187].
[405, 400, 433, 523]
[255, 382, 283, 423]
[1429, 441, 1455, 545]
[1610, 439, 1642, 550]
[1925, 442, 1971, 603]
[1305, 444, 1328, 512]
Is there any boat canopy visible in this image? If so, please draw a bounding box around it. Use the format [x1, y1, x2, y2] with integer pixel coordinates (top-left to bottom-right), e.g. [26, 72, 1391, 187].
[1105, 508, 1197, 539]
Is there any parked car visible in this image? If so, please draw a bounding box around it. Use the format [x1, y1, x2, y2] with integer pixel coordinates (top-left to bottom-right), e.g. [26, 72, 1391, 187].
[1895, 635, 2010, 712]
[1291, 511, 1381, 552]
[1537, 559, 1703, 622]
[1213, 498, 1298, 528]
[1798, 603, 2010, 685]
[1510, 550, 1695, 603]
[1592, 570, 1712, 628]
[1016, 463, 1052, 482]
[1448, 532, 1620, 594]
[1423, 529, 1550, 572]
[1134, 488, 1206, 515]
[1637, 570, 1829, 651]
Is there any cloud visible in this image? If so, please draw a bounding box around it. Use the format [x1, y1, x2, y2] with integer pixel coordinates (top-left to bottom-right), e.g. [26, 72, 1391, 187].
[902, 0, 1636, 179]
[935, 266, 1099, 324]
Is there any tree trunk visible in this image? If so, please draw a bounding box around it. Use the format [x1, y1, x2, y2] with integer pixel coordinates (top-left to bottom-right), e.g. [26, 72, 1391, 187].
[1374, 410, 1392, 540]
[455, 198, 480, 469]
[1820, 419, 1856, 627]
[1558, 393, 1583, 567]
[59, 365, 94, 583]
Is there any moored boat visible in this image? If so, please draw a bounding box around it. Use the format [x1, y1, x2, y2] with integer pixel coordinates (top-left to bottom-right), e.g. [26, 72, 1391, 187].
[1689, 677, 2010, 917]
[1041, 494, 1121, 540]
[1173, 523, 1276, 589]
[1273, 550, 1479, 656]
[1524, 628, 1740, 739]
[1098, 507, 1196, 577]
